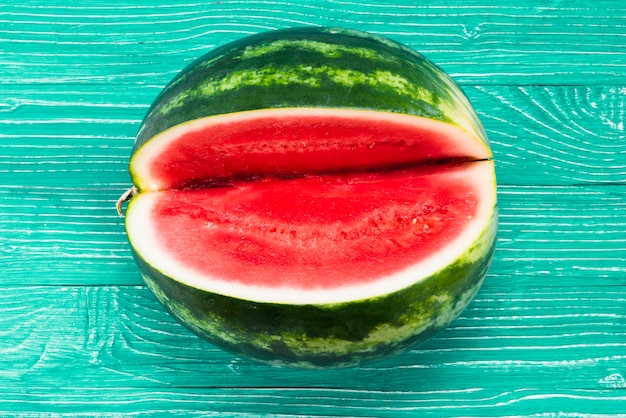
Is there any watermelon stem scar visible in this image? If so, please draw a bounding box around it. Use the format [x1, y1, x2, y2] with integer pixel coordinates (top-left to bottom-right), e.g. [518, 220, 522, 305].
[119, 27, 498, 368]
[116, 186, 137, 216]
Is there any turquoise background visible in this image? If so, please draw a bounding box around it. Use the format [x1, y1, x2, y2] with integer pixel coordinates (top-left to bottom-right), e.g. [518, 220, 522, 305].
[1, 0, 625, 416]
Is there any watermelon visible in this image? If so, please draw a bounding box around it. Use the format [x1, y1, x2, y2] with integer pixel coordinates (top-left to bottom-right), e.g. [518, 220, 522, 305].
[118, 27, 498, 369]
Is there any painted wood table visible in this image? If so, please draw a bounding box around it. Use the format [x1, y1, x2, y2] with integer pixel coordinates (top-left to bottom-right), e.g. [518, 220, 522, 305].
[1, 1, 625, 416]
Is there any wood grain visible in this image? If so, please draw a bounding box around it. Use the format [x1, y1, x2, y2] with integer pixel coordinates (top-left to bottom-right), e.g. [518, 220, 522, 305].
[1, 1, 625, 86]
[1, 183, 625, 287]
[1, 0, 625, 416]
[1, 387, 625, 416]
[472, 86, 626, 186]
[1, 85, 624, 189]
[1, 283, 624, 415]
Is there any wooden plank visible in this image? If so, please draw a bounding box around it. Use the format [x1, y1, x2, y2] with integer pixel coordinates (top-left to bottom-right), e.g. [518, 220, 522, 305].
[2, 185, 624, 287]
[1, 186, 625, 286]
[492, 185, 626, 285]
[473, 86, 626, 186]
[1, 283, 624, 415]
[1, 85, 624, 188]
[1, 387, 625, 416]
[1, 1, 625, 86]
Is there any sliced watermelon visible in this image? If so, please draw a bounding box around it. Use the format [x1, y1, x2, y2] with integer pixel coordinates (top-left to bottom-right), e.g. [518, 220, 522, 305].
[120, 27, 498, 368]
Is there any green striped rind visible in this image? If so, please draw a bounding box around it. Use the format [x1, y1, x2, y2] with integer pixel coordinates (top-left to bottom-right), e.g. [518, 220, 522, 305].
[133, 209, 497, 369]
[134, 27, 488, 152]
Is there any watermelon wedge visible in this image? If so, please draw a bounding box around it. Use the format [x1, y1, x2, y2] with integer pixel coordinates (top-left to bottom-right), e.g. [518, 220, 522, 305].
[119, 27, 498, 368]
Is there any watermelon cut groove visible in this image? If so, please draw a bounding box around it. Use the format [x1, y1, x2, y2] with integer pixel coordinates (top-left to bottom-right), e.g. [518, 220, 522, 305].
[119, 27, 498, 368]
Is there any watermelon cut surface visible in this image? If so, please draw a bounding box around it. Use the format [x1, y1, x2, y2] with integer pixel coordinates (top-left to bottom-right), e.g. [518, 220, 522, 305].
[127, 109, 495, 305]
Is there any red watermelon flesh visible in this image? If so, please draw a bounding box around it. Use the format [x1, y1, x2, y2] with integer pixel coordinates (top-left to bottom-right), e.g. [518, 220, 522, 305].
[130, 109, 492, 192]
[127, 108, 495, 305]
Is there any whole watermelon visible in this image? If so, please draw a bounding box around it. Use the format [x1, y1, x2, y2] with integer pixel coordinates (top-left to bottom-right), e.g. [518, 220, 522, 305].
[118, 27, 497, 368]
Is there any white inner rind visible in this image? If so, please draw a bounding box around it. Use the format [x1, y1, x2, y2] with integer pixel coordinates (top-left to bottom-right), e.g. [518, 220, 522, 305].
[126, 161, 497, 305]
[130, 108, 492, 192]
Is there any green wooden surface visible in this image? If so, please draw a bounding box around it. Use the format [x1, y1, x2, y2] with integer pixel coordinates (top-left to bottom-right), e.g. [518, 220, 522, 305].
[1, 0, 625, 416]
